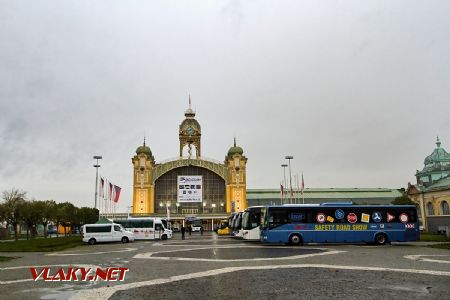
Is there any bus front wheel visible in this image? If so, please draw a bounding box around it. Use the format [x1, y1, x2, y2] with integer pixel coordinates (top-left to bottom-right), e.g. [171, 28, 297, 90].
[289, 234, 303, 246]
[375, 233, 387, 245]
[161, 234, 168, 240]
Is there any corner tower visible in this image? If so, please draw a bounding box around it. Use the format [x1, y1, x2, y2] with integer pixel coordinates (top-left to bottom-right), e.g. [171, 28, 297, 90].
[132, 139, 155, 213]
[179, 97, 201, 158]
[225, 138, 248, 212]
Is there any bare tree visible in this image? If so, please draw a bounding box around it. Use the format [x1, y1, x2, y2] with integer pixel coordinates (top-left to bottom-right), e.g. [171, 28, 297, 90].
[2, 188, 27, 240]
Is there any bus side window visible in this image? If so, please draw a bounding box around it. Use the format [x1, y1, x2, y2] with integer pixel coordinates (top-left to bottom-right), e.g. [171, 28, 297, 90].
[155, 223, 162, 231]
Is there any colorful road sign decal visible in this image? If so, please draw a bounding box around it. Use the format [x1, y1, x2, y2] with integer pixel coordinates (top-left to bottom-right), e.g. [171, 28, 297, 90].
[387, 213, 395, 222]
[361, 213, 370, 223]
[316, 213, 326, 223]
[335, 209, 345, 220]
[399, 213, 409, 223]
[405, 224, 415, 229]
[372, 212, 382, 223]
[326, 216, 334, 223]
[347, 213, 357, 223]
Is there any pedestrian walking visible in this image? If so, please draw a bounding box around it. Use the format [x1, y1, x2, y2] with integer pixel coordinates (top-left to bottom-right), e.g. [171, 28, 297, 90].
[200, 226, 204, 235]
[188, 225, 192, 236]
[181, 226, 185, 240]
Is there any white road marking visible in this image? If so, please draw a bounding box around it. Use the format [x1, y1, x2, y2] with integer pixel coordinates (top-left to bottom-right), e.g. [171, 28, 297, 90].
[70, 264, 450, 300]
[0, 264, 100, 285]
[133, 245, 344, 262]
[404, 254, 450, 264]
[46, 248, 137, 256]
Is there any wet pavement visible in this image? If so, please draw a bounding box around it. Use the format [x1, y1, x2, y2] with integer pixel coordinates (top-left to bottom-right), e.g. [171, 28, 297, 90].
[0, 232, 449, 299]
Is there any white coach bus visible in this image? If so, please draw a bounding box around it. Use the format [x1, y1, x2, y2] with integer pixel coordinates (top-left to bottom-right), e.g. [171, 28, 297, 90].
[114, 217, 173, 240]
[242, 206, 263, 241]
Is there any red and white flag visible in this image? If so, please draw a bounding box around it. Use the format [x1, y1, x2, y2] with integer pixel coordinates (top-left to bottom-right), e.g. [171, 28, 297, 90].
[99, 177, 104, 198]
[113, 185, 122, 203]
[301, 173, 305, 195]
[109, 182, 113, 201]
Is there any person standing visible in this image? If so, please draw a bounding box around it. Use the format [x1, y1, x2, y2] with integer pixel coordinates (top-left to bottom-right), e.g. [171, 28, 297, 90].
[200, 226, 204, 235]
[188, 225, 192, 236]
[181, 226, 186, 240]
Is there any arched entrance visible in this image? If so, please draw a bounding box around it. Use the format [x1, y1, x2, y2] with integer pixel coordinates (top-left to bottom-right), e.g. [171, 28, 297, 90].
[154, 166, 226, 215]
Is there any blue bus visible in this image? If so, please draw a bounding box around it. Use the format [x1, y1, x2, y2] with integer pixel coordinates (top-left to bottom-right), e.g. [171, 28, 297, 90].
[260, 204, 419, 245]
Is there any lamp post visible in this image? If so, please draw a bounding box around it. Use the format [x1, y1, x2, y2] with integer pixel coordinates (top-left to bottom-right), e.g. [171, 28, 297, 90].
[93, 156, 102, 210]
[281, 164, 288, 205]
[285, 156, 294, 204]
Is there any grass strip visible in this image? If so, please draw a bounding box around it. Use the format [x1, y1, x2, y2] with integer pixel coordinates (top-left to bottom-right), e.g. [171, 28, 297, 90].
[0, 236, 82, 252]
[420, 233, 450, 242]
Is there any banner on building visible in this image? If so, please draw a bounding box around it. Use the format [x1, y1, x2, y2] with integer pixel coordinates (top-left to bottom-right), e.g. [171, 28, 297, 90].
[177, 176, 203, 203]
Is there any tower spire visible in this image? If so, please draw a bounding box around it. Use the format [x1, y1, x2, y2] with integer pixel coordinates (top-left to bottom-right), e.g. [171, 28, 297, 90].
[143, 136, 146, 147]
[234, 137, 237, 147]
[189, 94, 191, 109]
[437, 136, 441, 148]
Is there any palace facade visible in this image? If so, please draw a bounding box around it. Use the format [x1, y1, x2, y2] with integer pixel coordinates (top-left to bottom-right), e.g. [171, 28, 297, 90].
[130, 102, 247, 229]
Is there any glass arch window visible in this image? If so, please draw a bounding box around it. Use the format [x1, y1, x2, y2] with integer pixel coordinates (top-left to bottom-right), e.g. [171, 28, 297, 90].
[426, 202, 435, 216]
[441, 201, 450, 215]
[154, 166, 226, 214]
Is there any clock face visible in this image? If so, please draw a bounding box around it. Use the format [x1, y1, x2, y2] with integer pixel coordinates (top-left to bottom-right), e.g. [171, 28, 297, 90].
[186, 127, 194, 135]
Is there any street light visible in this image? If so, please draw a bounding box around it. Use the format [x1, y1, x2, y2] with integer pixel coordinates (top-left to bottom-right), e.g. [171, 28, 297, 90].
[281, 164, 288, 205]
[93, 156, 102, 211]
[285, 156, 294, 204]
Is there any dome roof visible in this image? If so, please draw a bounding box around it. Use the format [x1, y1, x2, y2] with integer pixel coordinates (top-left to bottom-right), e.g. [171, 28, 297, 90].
[180, 118, 201, 131]
[424, 137, 450, 165]
[136, 139, 152, 156]
[227, 138, 244, 156]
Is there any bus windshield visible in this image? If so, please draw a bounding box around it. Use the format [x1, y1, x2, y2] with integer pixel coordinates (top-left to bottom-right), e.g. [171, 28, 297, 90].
[243, 210, 261, 230]
[161, 219, 170, 230]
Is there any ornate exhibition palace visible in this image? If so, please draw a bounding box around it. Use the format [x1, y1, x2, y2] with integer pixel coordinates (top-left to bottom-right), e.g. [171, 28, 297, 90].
[129, 102, 247, 229]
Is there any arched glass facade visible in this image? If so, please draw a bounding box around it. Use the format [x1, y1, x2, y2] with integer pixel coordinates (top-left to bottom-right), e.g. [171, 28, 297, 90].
[154, 166, 226, 214]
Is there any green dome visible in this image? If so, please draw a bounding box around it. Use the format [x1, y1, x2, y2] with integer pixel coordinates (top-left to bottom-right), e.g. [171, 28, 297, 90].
[136, 139, 152, 156]
[424, 137, 450, 165]
[227, 138, 243, 156]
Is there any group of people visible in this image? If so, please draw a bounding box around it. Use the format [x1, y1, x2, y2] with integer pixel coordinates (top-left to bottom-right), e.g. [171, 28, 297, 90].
[180, 225, 204, 240]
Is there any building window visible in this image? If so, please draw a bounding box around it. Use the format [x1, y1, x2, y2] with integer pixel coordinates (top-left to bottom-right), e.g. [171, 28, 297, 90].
[441, 201, 449, 215]
[426, 202, 434, 216]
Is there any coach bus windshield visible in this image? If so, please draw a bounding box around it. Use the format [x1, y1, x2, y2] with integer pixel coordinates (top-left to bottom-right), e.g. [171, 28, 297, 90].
[243, 210, 261, 230]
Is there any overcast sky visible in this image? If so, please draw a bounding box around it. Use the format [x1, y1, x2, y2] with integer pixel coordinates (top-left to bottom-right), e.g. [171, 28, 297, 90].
[1, 0, 449, 211]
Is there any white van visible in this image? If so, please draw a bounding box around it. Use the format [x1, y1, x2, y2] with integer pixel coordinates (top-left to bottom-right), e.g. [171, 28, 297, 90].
[82, 223, 135, 245]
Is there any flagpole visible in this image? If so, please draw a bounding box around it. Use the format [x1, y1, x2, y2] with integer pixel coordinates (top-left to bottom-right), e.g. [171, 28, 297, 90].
[302, 172, 305, 204]
[280, 182, 283, 205]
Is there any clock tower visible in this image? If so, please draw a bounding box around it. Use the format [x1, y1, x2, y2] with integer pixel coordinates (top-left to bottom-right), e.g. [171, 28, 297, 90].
[179, 96, 201, 158]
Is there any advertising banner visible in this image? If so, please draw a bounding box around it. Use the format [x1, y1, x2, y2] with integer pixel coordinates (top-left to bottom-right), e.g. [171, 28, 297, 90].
[177, 176, 203, 203]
